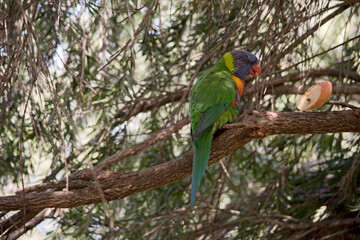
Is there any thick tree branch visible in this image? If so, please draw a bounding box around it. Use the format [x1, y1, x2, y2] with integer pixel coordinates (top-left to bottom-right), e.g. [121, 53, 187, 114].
[1, 110, 360, 212]
[38, 69, 359, 194]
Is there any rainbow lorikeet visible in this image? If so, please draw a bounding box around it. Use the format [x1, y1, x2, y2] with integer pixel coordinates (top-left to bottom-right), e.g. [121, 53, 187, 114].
[189, 50, 261, 206]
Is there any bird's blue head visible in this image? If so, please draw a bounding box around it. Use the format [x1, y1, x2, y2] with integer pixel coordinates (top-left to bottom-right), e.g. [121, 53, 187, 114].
[224, 50, 261, 80]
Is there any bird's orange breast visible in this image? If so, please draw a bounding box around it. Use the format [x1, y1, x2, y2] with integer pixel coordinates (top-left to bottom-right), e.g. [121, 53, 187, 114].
[231, 75, 244, 96]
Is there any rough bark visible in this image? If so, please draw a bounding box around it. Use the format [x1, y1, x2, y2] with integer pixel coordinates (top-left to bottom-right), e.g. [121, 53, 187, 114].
[1, 110, 360, 212]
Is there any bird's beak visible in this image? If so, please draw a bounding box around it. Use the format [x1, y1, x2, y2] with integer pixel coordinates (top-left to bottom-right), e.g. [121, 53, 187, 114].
[249, 64, 261, 76]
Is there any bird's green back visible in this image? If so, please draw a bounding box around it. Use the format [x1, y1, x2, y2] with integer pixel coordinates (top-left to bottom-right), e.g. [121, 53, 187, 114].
[189, 57, 237, 137]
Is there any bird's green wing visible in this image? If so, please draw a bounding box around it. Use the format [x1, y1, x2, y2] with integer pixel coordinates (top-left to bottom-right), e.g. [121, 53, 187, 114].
[189, 68, 236, 137]
[192, 102, 230, 139]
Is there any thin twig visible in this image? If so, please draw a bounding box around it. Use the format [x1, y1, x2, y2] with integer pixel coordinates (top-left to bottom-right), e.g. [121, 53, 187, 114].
[327, 100, 360, 109]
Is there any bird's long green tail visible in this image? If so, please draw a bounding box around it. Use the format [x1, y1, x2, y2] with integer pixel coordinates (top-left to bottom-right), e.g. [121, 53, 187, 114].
[191, 127, 214, 206]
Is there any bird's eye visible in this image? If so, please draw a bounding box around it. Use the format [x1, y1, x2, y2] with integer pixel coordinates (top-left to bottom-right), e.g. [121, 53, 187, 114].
[243, 59, 250, 65]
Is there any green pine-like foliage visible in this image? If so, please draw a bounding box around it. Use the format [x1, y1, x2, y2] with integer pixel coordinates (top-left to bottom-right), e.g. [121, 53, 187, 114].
[0, 0, 360, 239]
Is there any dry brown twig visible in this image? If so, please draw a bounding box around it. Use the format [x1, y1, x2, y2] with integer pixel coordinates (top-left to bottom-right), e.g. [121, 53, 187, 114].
[327, 100, 360, 110]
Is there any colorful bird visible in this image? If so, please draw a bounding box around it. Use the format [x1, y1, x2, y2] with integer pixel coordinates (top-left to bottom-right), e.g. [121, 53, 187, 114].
[189, 50, 261, 206]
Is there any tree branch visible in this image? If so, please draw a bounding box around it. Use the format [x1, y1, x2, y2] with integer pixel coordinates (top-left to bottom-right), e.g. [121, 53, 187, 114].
[95, 118, 190, 170]
[0, 209, 42, 238]
[114, 91, 185, 122]
[1, 110, 360, 212]
[266, 4, 352, 67]
[339, 0, 360, 3]
[327, 100, 360, 109]
[7, 209, 53, 240]
[244, 68, 360, 95]
[265, 84, 360, 96]
[114, 68, 360, 122]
